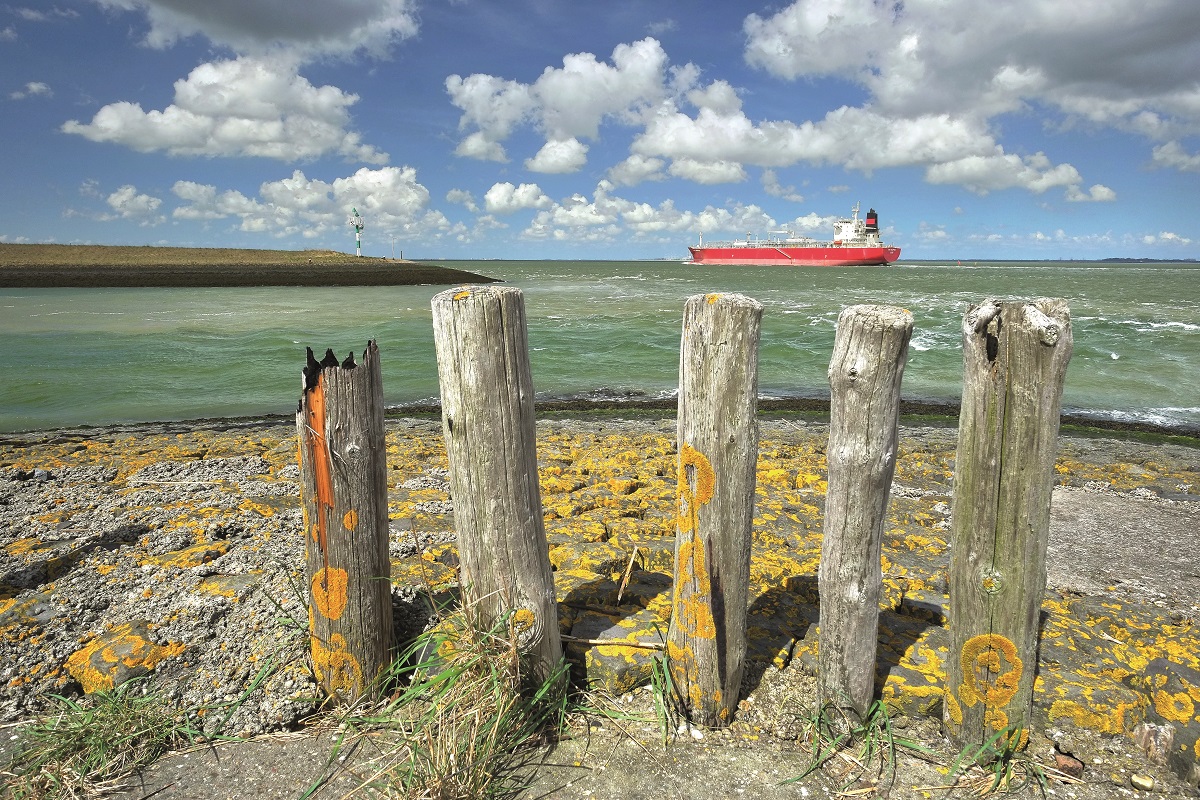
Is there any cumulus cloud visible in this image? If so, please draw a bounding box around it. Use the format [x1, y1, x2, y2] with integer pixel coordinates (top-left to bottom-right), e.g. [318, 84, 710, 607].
[172, 166, 445, 238]
[517, 180, 777, 243]
[739, 0, 1200, 186]
[761, 169, 803, 202]
[1142, 231, 1193, 246]
[448, 37, 696, 172]
[525, 138, 588, 173]
[106, 184, 164, 224]
[1066, 184, 1117, 202]
[446, 189, 478, 213]
[606, 154, 665, 186]
[62, 57, 387, 163]
[1151, 141, 1200, 172]
[484, 182, 552, 215]
[90, 0, 418, 60]
[9, 81, 52, 100]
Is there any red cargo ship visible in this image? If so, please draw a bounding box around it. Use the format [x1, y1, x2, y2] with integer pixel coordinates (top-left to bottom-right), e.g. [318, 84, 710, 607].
[687, 203, 900, 266]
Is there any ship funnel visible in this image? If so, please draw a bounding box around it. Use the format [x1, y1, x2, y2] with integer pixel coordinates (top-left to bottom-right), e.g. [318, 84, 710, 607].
[865, 208, 879, 233]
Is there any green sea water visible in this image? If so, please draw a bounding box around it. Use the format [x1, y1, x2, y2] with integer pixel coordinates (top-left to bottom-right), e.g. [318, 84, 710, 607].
[1, 260, 1197, 433]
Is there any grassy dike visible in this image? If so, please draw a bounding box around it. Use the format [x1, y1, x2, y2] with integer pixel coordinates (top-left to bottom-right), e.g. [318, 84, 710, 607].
[0, 243, 497, 287]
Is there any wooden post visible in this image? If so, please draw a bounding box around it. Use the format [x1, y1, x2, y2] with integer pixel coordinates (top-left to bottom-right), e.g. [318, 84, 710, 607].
[818, 305, 914, 720]
[297, 340, 393, 700]
[430, 285, 563, 682]
[944, 299, 1072, 752]
[667, 292, 762, 727]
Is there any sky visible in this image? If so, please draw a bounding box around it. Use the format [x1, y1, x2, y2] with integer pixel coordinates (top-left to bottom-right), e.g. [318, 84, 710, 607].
[2, 0, 1199, 261]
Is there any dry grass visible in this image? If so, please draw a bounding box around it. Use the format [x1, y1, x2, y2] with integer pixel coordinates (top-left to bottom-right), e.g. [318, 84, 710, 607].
[325, 605, 570, 800]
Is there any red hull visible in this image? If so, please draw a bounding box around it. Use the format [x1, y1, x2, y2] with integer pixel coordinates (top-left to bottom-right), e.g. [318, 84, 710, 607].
[688, 245, 901, 266]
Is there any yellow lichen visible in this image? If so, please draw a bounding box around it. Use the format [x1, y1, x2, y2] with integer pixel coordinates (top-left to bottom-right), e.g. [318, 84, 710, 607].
[1153, 689, 1195, 724]
[312, 567, 349, 621]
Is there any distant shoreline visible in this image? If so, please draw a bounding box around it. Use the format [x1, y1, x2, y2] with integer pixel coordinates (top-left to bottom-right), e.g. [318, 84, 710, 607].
[0, 243, 498, 287]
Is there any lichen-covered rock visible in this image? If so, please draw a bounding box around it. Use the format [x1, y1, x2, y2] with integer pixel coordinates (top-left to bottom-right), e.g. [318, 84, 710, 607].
[65, 619, 186, 693]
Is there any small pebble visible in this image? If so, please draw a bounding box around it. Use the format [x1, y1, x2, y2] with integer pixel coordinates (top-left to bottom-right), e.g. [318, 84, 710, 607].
[1130, 774, 1154, 791]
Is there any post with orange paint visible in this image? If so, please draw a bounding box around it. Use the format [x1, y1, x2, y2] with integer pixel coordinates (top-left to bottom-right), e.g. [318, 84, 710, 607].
[667, 292, 762, 727]
[430, 286, 563, 684]
[944, 300, 1072, 752]
[296, 340, 393, 701]
[818, 305, 913, 721]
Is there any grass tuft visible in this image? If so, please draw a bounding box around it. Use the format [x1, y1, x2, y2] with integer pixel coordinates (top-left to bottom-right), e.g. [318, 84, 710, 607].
[948, 726, 1049, 797]
[1, 679, 202, 799]
[783, 699, 938, 793]
[330, 602, 570, 800]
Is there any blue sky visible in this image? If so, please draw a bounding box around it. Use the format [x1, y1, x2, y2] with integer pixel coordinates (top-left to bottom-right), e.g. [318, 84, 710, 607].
[2, 0, 1198, 261]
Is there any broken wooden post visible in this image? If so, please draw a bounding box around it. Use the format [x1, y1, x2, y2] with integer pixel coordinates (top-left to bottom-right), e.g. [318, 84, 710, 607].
[297, 340, 393, 700]
[818, 305, 914, 720]
[430, 285, 563, 682]
[667, 292, 762, 727]
[944, 299, 1072, 752]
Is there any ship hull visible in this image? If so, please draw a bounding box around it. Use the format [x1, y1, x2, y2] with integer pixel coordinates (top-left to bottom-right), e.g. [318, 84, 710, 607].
[688, 245, 901, 266]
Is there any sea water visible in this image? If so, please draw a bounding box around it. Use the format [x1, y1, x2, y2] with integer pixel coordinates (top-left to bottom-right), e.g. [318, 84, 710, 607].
[1, 260, 1197, 433]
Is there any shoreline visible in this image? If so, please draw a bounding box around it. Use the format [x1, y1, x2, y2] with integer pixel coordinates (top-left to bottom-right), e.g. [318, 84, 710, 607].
[4, 397, 1197, 444]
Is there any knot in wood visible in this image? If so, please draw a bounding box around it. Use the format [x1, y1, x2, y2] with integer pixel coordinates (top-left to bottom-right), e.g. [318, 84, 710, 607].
[344, 441, 363, 461]
[980, 568, 1004, 595]
[510, 601, 544, 653]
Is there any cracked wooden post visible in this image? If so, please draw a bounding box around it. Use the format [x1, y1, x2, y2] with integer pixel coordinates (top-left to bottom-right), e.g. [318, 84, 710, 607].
[667, 292, 762, 727]
[297, 340, 393, 701]
[818, 304, 914, 720]
[430, 285, 563, 683]
[944, 299, 1072, 752]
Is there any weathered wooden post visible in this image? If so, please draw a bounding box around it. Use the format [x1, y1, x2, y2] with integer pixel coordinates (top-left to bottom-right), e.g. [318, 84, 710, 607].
[430, 285, 563, 682]
[944, 299, 1072, 752]
[667, 292, 762, 727]
[818, 305, 914, 720]
[297, 341, 394, 700]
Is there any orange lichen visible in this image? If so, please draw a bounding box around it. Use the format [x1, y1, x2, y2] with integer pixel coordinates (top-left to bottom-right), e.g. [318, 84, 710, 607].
[64, 624, 186, 694]
[453, 290, 471, 301]
[311, 632, 363, 697]
[342, 509, 359, 531]
[312, 567, 349, 621]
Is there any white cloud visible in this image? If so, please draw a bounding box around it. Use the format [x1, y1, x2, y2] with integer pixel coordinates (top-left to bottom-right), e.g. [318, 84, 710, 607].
[761, 169, 803, 202]
[106, 184, 164, 225]
[524, 138, 588, 173]
[606, 154, 665, 186]
[737, 0, 1200, 192]
[516, 181, 777, 243]
[1066, 184, 1117, 202]
[90, 0, 418, 60]
[1143, 231, 1193, 246]
[667, 158, 746, 185]
[484, 182, 552, 215]
[172, 166, 443, 238]
[62, 57, 387, 163]
[1151, 141, 1200, 172]
[446, 189, 478, 213]
[448, 38, 696, 170]
[0, 26, 15, 40]
[924, 152, 1082, 196]
[445, 74, 535, 163]
[9, 81, 52, 100]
